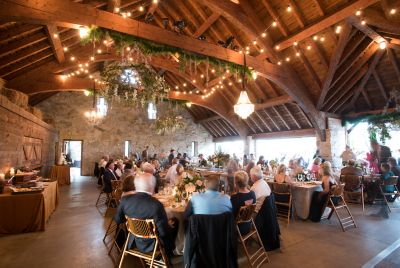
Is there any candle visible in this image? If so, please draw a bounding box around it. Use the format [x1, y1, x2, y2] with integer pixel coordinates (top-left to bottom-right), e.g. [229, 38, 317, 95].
[0, 173, 4, 180]
[10, 168, 15, 176]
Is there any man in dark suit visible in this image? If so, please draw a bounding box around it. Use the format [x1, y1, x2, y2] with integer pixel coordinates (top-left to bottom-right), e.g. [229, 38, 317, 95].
[114, 173, 176, 257]
[340, 159, 363, 176]
[168, 149, 175, 165]
[103, 161, 117, 193]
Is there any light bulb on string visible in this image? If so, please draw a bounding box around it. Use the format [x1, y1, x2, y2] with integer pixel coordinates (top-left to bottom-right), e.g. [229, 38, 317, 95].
[335, 26, 342, 34]
[139, 6, 144, 12]
[79, 26, 89, 38]
[355, 10, 362, 16]
[277, 61, 282, 65]
[114, 7, 120, 13]
[379, 41, 387, 50]
[261, 32, 267, 38]
[390, 9, 396, 15]
[361, 19, 366, 25]
[307, 45, 311, 50]
[286, 57, 290, 62]
[296, 52, 300, 57]
[260, 48, 264, 53]
[320, 36, 325, 42]
[293, 41, 298, 46]
[252, 40, 257, 45]
[63, 47, 68, 52]
[272, 21, 277, 27]
[287, 5, 292, 12]
[275, 45, 280, 50]
[313, 35, 318, 41]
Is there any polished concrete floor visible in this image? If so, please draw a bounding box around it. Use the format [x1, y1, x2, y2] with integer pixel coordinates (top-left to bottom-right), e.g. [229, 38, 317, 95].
[1, 169, 399, 268]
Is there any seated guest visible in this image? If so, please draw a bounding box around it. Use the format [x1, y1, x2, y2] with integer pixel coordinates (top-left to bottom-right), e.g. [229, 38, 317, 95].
[381, 163, 396, 193]
[310, 157, 321, 176]
[289, 159, 304, 178]
[103, 160, 118, 193]
[179, 153, 190, 167]
[227, 159, 239, 194]
[257, 156, 266, 166]
[120, 161, 134, 181]
[309, 162, 337, 222]
[230, 171, 256, 235]
[142, 162, 158, 193]
[388, 157, 400, 177]
[340, 159, 362, 176]
[165, 158, 178, 184]
[172, 164, 185, 185]
[366, 163, 396, 203]
[198, 154, 208, 167]
[114, 173, 177, 258]
[274, 164, 292, 184]
[250, 166, 271, 213]
[114, 160, 124, 179]
[245, 160, 255, 178]
[184, 175, 232, 217]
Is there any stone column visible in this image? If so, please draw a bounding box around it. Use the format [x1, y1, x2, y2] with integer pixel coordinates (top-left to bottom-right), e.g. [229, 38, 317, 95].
[317, 118, 346, 169]
[244, 136, 253, 156]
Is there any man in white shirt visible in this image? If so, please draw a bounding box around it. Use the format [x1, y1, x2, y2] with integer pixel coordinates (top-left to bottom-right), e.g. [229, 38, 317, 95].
[250, 166, 271, 213]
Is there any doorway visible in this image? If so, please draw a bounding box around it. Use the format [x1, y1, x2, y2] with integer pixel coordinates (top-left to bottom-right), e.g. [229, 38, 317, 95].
[63, 140, 83, 177]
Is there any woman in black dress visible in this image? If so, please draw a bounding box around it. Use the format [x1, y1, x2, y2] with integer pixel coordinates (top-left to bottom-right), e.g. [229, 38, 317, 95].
[230, 170, 256, 235]
[309, 161, 337, 222]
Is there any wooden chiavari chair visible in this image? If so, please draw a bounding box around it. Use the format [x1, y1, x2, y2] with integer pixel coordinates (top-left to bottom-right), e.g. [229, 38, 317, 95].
[272, 183, 293, 226]
[378, 176, 399, 212]
[340, 175, 365, 211]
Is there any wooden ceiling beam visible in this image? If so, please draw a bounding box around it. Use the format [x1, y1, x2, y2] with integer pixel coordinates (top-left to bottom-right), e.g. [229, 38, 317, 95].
[294, 103, 313, 128]
[107, 0, 120, 12]
[205, 121, 222, 137]
[215, 119, 235, 136]
[195, 115, 220, 124]
[346, 15, 386, 44]
[252, 129, 315, 139]
[312, 0, 325, 17]
[0, 0, 282, 80]
[317, 22, 352, 108]
[242, 119, 257, 134]
[288, 0, 306, 28]
[272, 106, 291, 130]
[45, 24, 65, 63]
[327, 66, 368, 112]
[0, 42, 50, 69]
[372, 69, 389, 101]
[254, 95, 291, 110]
[262, 109, 281, 131]
[275, 0, 380, 51]
[293, 46, 322, 90]
[247, 116, 264, 133]
[260, 0, 289, 37]
[364, 8, 400, 35]
[308, 38, 329, 69]
[193, 12, 220, 38]
[350, 49, 384, 107]
[387, 48, 400, 84]
[254, 111, 272, 132]
[0, 32, 48, 58]
[282, 103, 301, 129]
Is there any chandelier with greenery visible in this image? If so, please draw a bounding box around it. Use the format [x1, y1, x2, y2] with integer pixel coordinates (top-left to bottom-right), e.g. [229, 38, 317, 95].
[99, 62, 169, 106]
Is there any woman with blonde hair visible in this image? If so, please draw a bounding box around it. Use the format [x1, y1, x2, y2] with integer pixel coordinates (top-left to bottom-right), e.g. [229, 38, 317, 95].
[309, 161, 337, 222]
[274, 164, 292, 184]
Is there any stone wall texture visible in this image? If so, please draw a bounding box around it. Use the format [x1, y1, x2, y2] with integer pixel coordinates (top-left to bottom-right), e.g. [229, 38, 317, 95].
[0, 95, 58, 175]
[37, 92, 214, 175]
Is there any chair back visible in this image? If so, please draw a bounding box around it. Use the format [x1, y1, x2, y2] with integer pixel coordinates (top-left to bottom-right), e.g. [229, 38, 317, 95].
[126, 217, 157, 239]
[101, 175, 106, 191]
[236, 204, 256, 224]
[111, 180, 122, 191]
[383, 176, 399, 186]
[114, 188, 123, 204]
[273, 183, 291, 194]
[330, 183, 345, 197]
[341, 175, 362, 192]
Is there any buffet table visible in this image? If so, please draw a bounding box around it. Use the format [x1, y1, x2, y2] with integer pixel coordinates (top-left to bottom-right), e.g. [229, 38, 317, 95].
[50, 165, 71, 185]
[0, 181, 59, 234]
[267, 180, 323, 220]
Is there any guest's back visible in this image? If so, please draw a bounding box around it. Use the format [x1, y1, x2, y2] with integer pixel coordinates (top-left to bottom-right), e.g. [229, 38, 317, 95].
[188, 190, 232, 215]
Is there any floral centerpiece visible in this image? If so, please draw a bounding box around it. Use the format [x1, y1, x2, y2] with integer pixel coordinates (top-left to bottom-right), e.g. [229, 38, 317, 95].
[207, 151, 230, 168]
[173, 172, 205, 201]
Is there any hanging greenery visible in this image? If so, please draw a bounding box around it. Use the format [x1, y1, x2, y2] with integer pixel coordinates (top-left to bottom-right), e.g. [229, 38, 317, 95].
[154, 111, 186, 135]
[99, 62, 170, 106]
[343, 112, 400, 144]
[82, 27, 252, 77]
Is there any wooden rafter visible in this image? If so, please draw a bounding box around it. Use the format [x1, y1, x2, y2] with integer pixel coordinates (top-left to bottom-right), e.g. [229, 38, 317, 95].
[294, 103, 313, 128]
[107, 0, 120, 12]
[282, 104, 301, 129]
[252, 129, 315, 139]
[288, 0, 306, 28]
[387, 48, 400, 84]
[262, 109, 281, 131]
[365, 8, 400, 35]
[317, 22, 352, 108]
[45, 24, 65, 63]
[193, 12, 220, 38]
[275, 0, 380, 51]
[346, 15, 386, 44]
[372, 69, 388, 101]
[308, 38, 329, 69]
[293, 46, 322, 90]
[0, 32, 47, 58]
[272, 106, 290, 130]
[254, 111, 272, 132]
[350, 49, 384, 107]
[312, 0, 325, 16]
[260, 0, 289, 36]
[247, 116, 264, 133]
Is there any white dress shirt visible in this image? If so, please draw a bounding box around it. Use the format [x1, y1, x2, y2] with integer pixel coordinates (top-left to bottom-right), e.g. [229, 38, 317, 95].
[251, 179, 271, 213]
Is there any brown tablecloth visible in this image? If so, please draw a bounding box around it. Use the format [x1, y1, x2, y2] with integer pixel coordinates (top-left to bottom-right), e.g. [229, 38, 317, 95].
[50, 165, 71, 185]
[267, 180, 323, 220]
[0, 181, 59, 234]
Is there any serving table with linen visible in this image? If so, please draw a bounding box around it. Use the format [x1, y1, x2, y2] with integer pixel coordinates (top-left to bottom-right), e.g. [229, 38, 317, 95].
[0, 181, 59, 234]
[50, 165, 71, 185]
[267, 179, 323, 220]
[153, 192, 187, 255]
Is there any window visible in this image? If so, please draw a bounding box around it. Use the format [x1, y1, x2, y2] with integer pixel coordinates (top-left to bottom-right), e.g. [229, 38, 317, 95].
[124, 140, 130, 157]
[215, 140, 244, 157]
[147, 102, 157, 120]
[192, 141, 198, 157]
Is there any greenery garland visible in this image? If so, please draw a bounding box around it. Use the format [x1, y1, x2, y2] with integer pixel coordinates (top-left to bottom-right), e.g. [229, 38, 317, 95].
[343, 111, 400, 144]
[99, 62, 170, 106]
[154, 109, 186, 135]
[82, 27, 252, 77]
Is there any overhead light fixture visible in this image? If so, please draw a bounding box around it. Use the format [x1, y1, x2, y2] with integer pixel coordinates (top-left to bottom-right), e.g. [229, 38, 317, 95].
[379, 41, 387, 50]
[234, 55, 254, 119]
[79, 26, 89, 38]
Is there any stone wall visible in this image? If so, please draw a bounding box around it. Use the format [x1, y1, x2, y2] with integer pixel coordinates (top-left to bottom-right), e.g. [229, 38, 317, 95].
[0, 95, 58, 175]
[37, 92, 214, 175]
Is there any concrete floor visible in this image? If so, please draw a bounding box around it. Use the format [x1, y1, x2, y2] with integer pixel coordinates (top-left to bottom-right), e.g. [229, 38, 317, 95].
[1, 169, 399, 268]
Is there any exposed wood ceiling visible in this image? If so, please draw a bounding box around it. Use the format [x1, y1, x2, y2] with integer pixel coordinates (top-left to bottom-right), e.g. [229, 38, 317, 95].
[0, 0, 399, 141]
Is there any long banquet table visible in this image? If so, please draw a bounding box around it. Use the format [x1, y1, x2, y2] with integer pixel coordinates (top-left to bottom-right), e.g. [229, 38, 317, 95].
[267, 180, 323, 220]
[0, 181, 59, 234]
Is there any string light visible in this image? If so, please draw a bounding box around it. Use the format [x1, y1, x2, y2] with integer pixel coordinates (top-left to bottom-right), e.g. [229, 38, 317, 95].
[97, 49, 102, 54]
[307, 45, 312, 50]
[277, 61, 282, 65]
[53, 33, 58, 38]
[390, 9, 396, 15]
[139, 6, 144, 12]
[183, 83, 187, 87]
[293, 41, 298, 46]
[272, 21, 277, 27]
[275, 45, 280, 50]
[260, 49, 264, 53]
[70, 56, 75, 61]
[153, 0, 158, 3]
[63, 47, 68, 52]
[287, 5, 292, 12]
[252, 40, 257, 45]
[361, 19, 366, 25]
[320, 36, 325, 42]
[261, 32, 267, 38]
[296, 52, 300, 57]
[379, 41, 387, 50]
[355, 10, 362, 16]
[79, 26, 89, 38]
[114, 7, 120, 13]
[313, 35, 318, 41]
[90, 56, 95, 61]
[175, 86, 179, 89]
[335, 25, 342, 34]
[200, 74, 204, 78]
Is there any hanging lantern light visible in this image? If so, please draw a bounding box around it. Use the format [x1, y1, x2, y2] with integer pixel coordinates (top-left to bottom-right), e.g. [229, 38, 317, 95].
[147, 102, 157, 120]
[234, 55, 254, 119]
[84, 84, 107, 125]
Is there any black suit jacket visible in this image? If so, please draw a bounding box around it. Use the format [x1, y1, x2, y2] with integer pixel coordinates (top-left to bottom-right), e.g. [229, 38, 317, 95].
[103, 168, 117, 193]
[114, 192, 173, 254]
